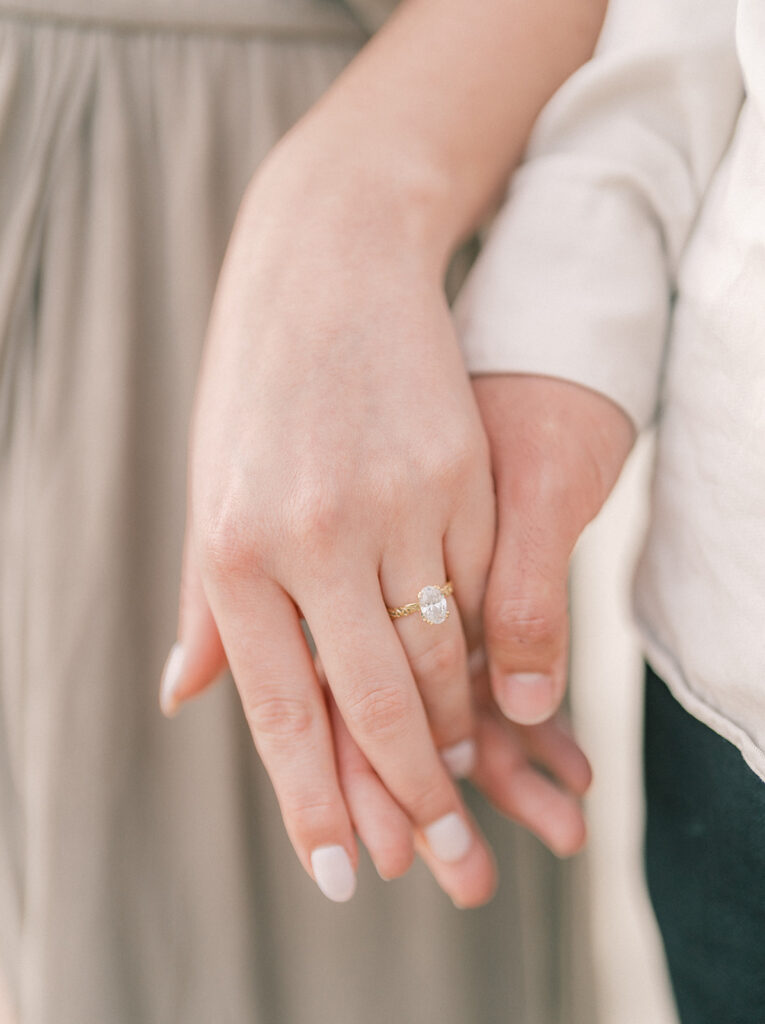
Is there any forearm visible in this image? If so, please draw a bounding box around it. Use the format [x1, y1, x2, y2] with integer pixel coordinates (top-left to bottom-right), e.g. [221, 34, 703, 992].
[256, 0, 607, 273]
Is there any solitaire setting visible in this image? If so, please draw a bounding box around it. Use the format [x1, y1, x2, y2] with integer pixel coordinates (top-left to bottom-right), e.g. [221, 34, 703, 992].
[417, 585, 450, 625]
[387, 581, 454, 625]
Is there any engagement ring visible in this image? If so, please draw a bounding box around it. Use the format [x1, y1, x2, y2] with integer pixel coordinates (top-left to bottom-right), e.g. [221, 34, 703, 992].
[386, 582, 454, 625]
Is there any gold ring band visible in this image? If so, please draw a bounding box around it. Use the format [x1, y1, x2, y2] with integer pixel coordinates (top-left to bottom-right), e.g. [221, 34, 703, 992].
[387, 581, 454, 625]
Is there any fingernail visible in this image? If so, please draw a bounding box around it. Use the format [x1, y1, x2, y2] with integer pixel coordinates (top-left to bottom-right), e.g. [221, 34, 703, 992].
[159, 643, 185, 718]
[498, 673, 555, 725]
[424, 812, 472, 863]
[310, 845, 356, 902]
[441, 739, 477, 779]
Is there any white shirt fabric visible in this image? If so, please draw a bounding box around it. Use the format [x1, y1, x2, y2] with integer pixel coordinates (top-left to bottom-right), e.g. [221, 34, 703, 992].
[454, 0, 765, 779]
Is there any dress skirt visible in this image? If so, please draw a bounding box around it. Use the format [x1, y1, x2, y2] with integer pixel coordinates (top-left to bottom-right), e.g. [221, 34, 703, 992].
[0, 4, 595, 1022]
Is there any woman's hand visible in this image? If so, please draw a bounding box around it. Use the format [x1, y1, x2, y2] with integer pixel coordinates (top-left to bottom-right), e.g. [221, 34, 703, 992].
[162, 536, 591, 910]
[164, 140, 498, 903]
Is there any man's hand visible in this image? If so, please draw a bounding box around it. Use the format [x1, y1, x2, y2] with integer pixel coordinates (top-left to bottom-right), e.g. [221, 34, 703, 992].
[473, 375, 636, 726]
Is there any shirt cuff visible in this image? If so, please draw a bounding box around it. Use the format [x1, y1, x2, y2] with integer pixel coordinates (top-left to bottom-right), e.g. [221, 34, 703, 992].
[454, 159, 672, 434]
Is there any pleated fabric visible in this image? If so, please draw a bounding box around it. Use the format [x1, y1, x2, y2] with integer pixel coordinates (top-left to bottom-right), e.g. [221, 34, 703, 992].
[0, 6, 595, 1023]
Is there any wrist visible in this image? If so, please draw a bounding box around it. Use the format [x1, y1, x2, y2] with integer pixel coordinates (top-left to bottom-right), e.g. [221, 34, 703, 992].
[249, 109, 460, 280]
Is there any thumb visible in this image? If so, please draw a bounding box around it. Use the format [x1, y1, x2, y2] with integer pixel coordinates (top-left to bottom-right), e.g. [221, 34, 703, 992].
[475, 375, 635, 725]
[483, 480, 574, 725]
[159, 524, 227, 717]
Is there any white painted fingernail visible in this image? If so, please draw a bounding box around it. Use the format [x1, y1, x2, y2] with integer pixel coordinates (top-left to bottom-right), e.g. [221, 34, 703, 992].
[441, 739, 476, 779]
[159, 643, 185, 717]
[424, 812, 472, 863]
[310, 845, 356, 902]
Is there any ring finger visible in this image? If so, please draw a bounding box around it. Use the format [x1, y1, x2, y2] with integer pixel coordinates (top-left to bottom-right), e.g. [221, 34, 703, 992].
[381, 537, 475, 778]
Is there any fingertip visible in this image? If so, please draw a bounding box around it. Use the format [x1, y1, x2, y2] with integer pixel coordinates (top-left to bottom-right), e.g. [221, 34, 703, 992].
[451, 881, 497, 910]
[450, 868, 498, 910]
[551, 814, 588, 859]
[310, 844, 358, 902]
[447, 845, 498, 909]
[375, 836, 416, 881]
[540, 798, 589, 856]
[523, 715, 593, 796]
[572, 754, 594, 797]
[548, 724, 594, 796]
[415, 822, 498, 909]
[158, 634, 229, 716]
[159, 642, 185, 717]
[571, 820, 588, 856]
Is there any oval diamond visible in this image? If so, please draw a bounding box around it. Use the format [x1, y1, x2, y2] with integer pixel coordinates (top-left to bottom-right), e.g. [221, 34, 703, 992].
[418, 585, 449, 625]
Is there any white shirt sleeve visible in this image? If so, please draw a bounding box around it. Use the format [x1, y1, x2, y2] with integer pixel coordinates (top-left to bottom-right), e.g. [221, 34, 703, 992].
[453, 0, 744, 432]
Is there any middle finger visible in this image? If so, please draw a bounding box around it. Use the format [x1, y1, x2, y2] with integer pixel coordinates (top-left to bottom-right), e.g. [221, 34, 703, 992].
[298, 568, 490, 869]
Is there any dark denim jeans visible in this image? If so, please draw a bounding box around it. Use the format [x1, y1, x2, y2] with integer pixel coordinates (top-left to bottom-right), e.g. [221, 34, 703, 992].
[644, 662, 765, 1024]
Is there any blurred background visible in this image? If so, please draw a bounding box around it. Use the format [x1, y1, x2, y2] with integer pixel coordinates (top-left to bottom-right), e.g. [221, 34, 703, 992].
[570, 432, 676, 1024]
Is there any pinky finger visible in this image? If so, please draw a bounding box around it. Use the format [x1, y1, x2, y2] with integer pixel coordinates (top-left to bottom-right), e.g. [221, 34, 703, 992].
[160, 525, 227, 716]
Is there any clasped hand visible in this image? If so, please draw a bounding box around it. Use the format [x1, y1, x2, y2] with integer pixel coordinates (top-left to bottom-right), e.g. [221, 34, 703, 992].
[160, 145, 634, 907]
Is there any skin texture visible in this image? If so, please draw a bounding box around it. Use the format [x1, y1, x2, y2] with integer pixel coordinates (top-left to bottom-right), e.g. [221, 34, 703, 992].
[160, 0, 612, 905]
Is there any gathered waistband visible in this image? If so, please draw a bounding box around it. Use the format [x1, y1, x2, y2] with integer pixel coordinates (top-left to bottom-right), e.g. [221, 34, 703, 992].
[0, 0, 367, 39]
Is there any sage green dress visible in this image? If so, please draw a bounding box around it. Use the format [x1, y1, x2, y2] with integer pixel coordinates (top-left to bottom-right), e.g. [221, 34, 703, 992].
[0, 2, 594, 1021]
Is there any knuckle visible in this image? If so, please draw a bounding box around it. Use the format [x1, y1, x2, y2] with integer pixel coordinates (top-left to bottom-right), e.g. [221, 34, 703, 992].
[487, 595, 561, 654]
[409, 633, 466, 683]
[245, 690, 315, 742]
[286, 793, 339, 831]
[344, 683, 412, 739]
[369, 461, 408, 504]
[198, 499, 260, 579]
[284, 477, 344, 548]
[428, 434, 478, 488]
